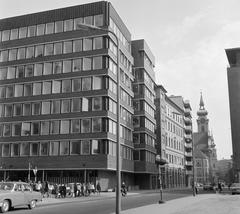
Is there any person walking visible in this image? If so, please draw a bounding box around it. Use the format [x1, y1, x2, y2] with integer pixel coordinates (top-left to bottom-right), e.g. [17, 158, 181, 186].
[218, 182, 222, 192]
[96, 182, 101, 195]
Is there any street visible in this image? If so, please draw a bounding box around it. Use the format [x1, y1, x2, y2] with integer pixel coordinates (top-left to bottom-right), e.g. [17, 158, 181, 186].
[5, 189, 216, 214]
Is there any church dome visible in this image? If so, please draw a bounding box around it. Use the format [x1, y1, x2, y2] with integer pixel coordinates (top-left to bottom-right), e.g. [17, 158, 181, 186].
[197, 92, 208, 117]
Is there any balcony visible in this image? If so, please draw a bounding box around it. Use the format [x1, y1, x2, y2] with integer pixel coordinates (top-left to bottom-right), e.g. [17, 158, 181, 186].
[185, 151, 193, 157]
[185, 143, 192, 149]
[184, 108, 192, 117]
[185, 161, 193, 166]
[185, 170, 193, 175]
[184, 100, 191, 108]
[184, 117, 192, 124]
[184, 134, 192, 141]
[184, 125, 192, 132]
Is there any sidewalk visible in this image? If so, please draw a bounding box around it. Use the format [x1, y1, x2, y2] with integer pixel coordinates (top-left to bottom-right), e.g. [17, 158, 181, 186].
[119, 193, 240, 214]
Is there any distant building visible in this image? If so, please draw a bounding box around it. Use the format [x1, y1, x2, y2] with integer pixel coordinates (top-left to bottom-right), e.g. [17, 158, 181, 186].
[225, 48, 240, 183]
[193, 93, 218, 184]
[217, 158, 232, 183]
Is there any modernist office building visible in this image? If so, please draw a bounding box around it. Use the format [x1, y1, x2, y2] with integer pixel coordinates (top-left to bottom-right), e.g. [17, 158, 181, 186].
[225, 48, 240, 183]
[0, 1, 142, 190]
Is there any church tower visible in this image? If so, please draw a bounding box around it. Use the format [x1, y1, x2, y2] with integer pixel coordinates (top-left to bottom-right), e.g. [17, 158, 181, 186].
[197, 92, 209, 132]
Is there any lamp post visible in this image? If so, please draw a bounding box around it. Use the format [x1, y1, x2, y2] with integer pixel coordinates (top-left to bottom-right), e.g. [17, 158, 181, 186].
[28, 162, 31, 182]
[77, 23, 121, 214]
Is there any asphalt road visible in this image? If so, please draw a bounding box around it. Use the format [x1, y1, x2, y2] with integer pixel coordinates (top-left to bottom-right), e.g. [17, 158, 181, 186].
[6, 189, 202, 214]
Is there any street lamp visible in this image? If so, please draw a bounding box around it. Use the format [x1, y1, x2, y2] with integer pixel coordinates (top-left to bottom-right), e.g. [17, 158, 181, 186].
[77, 23, 121, 214]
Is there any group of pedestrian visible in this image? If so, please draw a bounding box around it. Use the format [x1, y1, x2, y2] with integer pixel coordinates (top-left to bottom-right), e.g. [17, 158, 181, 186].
[28, 180, 102, 198]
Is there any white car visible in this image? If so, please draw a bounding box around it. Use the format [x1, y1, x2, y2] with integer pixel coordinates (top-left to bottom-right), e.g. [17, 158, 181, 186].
[0, 181, 42, 213]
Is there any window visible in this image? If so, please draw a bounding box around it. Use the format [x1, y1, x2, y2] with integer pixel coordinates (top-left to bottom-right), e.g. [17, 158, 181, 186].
[93, 76, 102, 90]
[73, 59, 82, 72]
[53, 61, 62, 74]
[23, 103, 31, 116]
[33, 82, 42, 95]
[70, 140, 80, 155]
[51, 121, 59, 134]
[24, 83, 32, 96]
[71, 119, 80, 133]
[82, 97, 90, 112]
[32, 102, 41, 115]
[84, 16, 92, 25]
[0, 87, 5, 98]
[41, 122, 49, 135]
[64, 41, 73, 53]
[25, 64, 34, 77]
[19, 27, 27, 39]
[51, 100, 60, 114]
[93, 56, 102, 70]
[34, 64, 43, 76]
[10, 29, 18, 40]
[5, 104, 12, 117]
[64, 19, 73, 32]
[20, 142, 29, 156]
[63, 60, 71, 73]
[81, 119, 90, 133]
[14, 104, 22, 116]
[92, 97, 102, 111]
[92, 140, 100, 154]
[72, 99, 81, 112]
[37, 24, 45, 36]
[83, 38, 92, 51]
[60, 120, 70, 134]
[16, 65, 24, 78]
[21, 122, 30, 136]
[72, 78, 81, 92]
[74, 17, 83, 30]
[44, 44, 53, 56]
[0, 105, 3, 118]
[94, 14, 103, 26]
[3, 124, 11, 137]
[6, 85, 14, 98]
[2, 144, 10, 157]
[62, 79, 71, 93]
[73, 40, 82, 52]
[46, 22, 54, 34]
[92, 118, 101, 132]
[0, 68, 7, 80]
[9, 49, 17, 61]
[35, 45, 44, 57]
[61, 99, 70, 113]
[42, 101, 50, 114]
[12, 123, 21, 136]
[81, 140, 90, 155]
[7, 67, 15, 79]
[54, 42, 62, 55]
[49, 141, 59, 156]
[17, 48, 26, 60]
[60, 141, 69, 155]
[26, 46, 34, 58]
[82, 77, 91, 91]
[30, 143, 38, 156]
[27, 26, 36, 37]
[31, 122, 40, 135]
[11, 144, 19, 157]
[2, 30, 10, 41]
[93, 37, 103, 49]
[55, 21, 63, 33]
[40, 142, 48, 156]
[0, 50, 8, 62]
[42, 81, 51, 94]
[52, 80, 61, 93]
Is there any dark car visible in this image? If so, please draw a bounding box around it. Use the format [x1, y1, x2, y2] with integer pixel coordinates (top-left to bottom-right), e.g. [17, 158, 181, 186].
[203, 183, 214, 191]
[0, 181, 42, 213]
[230, 183, 240, 195]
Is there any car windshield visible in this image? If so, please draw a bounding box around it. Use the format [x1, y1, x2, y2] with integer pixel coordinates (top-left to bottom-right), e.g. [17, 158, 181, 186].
[0, 183, 14, 190]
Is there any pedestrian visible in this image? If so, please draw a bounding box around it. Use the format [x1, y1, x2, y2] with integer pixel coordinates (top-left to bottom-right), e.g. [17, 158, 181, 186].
[218, 182, 222, 192]
[74, 183, 78, 197]
[96, 182, 101, 195]
[91, 182, 95, 195]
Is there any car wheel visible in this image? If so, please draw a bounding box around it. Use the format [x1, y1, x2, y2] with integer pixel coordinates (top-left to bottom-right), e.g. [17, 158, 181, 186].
[28, 200, 36, 209]
[1, 200, 10, 213]
[232, 193, 235, 195]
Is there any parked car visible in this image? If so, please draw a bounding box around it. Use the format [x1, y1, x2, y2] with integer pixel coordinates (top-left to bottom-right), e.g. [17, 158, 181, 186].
[203, 183, 214, 190]
[0, 181, 42, 213]
[230, 183, 240, 195]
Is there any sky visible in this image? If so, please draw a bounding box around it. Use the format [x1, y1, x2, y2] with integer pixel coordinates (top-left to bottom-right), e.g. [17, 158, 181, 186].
[1, 0, 239, 160]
